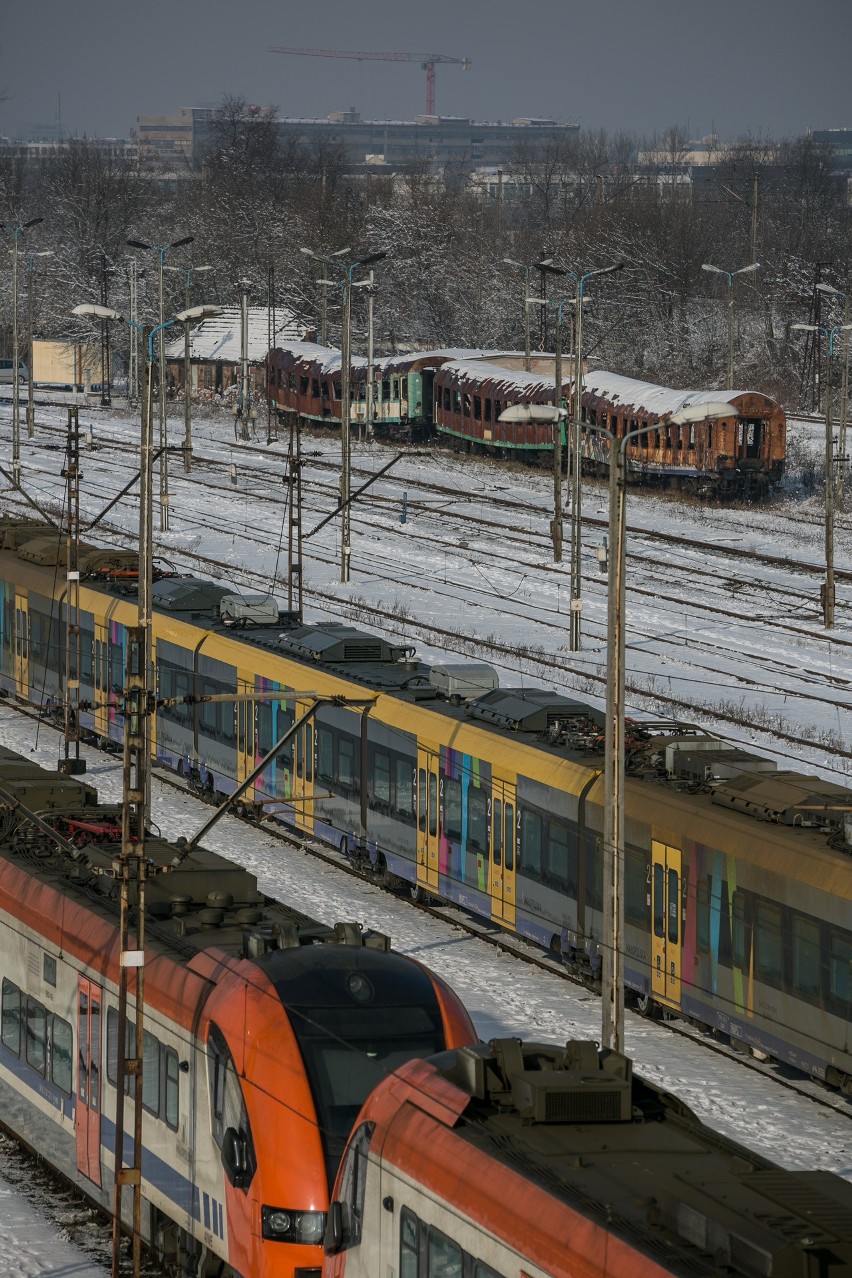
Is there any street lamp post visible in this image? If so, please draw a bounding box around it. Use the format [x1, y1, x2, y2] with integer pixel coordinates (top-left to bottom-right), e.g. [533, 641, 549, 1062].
[541, 260, 624, 650]
[25, 249, 53, 436]
[816, 283, 850, 501]
[601, 401, 735, 1050]
[127, 235, 195, 531]
[1, 216, 44, 487]
[526, 294, 568, 562]
[701, 262, 760, 390]
[300, 246, 387, 582]
[166, 263, 212, 472]
[503, 258, 535, 372]
[792, 320, 852, 628]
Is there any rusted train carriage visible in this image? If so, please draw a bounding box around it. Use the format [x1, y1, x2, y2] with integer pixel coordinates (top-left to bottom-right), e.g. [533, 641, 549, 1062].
[433, 360, 785, 496]
[267, 341, 363, 427]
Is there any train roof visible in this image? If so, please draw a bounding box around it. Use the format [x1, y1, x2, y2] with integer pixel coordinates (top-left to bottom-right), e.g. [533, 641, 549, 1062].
[437, 357, 560, 398]
[270, 340, 366, 376]
[374, 1039, 852, 1277]
[582, 370, 781, 419]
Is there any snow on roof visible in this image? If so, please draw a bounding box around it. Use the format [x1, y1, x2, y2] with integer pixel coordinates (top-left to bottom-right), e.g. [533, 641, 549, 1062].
[582, 370, 741, 418]
[165, 307, 307, 364]
[442, 358, 558, 397]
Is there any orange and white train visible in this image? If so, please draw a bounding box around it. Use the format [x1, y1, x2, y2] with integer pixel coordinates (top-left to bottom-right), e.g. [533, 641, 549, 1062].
[0, 747, 476, 1278]
[324, 1038, 852, 1278]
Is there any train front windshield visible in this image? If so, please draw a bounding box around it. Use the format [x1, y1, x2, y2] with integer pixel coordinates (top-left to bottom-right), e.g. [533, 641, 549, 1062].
[293, 1004, 445, 1186]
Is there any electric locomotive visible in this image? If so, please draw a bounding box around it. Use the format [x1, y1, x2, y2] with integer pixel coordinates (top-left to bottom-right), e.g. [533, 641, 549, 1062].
[324, 1038, 852, 1278]
[1, 517, 850, 1100]
[0, 746, 476, 1278]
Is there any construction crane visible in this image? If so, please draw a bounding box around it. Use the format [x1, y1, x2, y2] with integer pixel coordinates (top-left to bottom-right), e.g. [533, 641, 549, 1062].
[269, 47, 472, 117]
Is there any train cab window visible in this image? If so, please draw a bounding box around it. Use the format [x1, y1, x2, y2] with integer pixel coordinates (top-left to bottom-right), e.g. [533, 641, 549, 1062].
[754, 901, 783, 985]
[207, 1023, 256, 1188]
[335, 1121, 374, 1251]
[1, 979, 21, 1054]
[828, 931, 852, 1004]
[26, 999, 47, 1075]
[732, 890, 749, 970]
[467, 785, 487, 852]
[520, 809, 542, 876]
[792, 915, 821, 1001]
[505, 803, 515, 870]
[493, 797, 503, 865]
[44, 954, 57, 986]
[444, 777, 462, 841]
[401, 1210, 420, 1278]
[51, 1017, 73, 1094]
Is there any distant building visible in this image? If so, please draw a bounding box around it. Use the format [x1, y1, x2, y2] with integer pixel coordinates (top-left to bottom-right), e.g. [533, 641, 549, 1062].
[136, 106, 579, 174]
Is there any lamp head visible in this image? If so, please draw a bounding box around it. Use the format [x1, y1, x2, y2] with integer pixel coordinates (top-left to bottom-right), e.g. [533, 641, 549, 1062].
[175, 304, 220, 323]
[72, 303, 124, 322]
[170, 235, 194, 249]
[356, 250, 387, 268]
[127, 238, 151, 250]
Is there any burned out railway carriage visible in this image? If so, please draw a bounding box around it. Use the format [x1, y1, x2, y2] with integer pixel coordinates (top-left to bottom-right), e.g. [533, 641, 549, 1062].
[267, 342, 786, 496]
[1, 515, 849, 1103]
[0, 743, 475, 1278]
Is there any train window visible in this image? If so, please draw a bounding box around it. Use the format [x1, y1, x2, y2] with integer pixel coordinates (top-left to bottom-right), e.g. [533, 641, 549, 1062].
[668, 869, 679, 944]
[453, 390, 461, 413]
[373, 750, 391, 805]
[443, 387, 451, 411]
[547, 819, 570, 886]
[317, 727, 334, 784]
[505, 804, 515, 870]
[732, 891, 749, 970]
[493, 797, 503, 866]
[473, 395, 482, 420]
[707, 424, 713, 447]
[300, 375, 309, 394]
[143, 1031, 160, 1115]
[43, 953, 57, 986]
[444, 777, 462, 841]
[1, 979, 21, 1054]
[207, 1023, 256, 1188]
[26, 998, 47, 1075]
[467, 785, 487, 852]
[688, 425, 696, 450]
[625, 850, 648, 924]
[336, 1121, 375, 1251]
[429, 773, 437, 837]
[400, 1210, 420, 1278]
[521, 809, 542, 876]
[311, 379, 320, 397]
[289, 373, 296, 392]
[51, 1017, 73, 1094]
[484, 398, 492, 422]
[395, 759, 414, 822]
[495, 399, 502, 420]
[828, 931, 852, 1004]
[755, 901, 783, 985]
[792, 916, 821, 1001]
[338, 737, 355, 787]
[653, 863, 665, 937]
[382, 378, 391, 399]
[164, 1047, 179, 1128]
[333, 381, 342, 399]
[697, 877, 711, 953]
[428, 1228, 463, 1278]
[418, 768, 427, 832]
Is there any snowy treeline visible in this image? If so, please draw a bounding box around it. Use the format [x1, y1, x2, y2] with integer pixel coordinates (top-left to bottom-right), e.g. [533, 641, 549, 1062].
[1, 97, 850, 408]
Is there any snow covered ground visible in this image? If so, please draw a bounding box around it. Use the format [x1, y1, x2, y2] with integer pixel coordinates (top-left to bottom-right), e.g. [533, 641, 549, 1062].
[0, 395, 850, 1271]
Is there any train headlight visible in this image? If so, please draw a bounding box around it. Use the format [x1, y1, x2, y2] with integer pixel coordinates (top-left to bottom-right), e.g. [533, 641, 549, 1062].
[262, 1206, 326, 1244]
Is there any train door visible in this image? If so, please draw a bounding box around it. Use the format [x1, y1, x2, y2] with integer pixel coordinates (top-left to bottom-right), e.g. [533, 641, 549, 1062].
[236, 675, 255, 797]
[416, 743, 440, 892]
[75, 977, 102, 1187]
[651, 840, 682, 1010]
[489, 775, 517, 928]
[93, 623, 110, 739]
[14, 592, 28, 699]
[293, 697, 315, 835]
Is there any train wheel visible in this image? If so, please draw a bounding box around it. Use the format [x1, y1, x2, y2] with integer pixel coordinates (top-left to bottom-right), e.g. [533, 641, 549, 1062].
[635, 993, 658, 1018]
[410, 883, 428, 904]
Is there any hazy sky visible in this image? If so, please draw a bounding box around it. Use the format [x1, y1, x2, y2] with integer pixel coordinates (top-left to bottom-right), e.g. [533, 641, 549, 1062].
[2, 0, 850, 143]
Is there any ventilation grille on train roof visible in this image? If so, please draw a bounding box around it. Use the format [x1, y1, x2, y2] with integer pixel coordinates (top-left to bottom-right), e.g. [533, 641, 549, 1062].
[711, 770, 852, 827]
[277, 623, 399, 664]
[467, 687, 601, 733]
